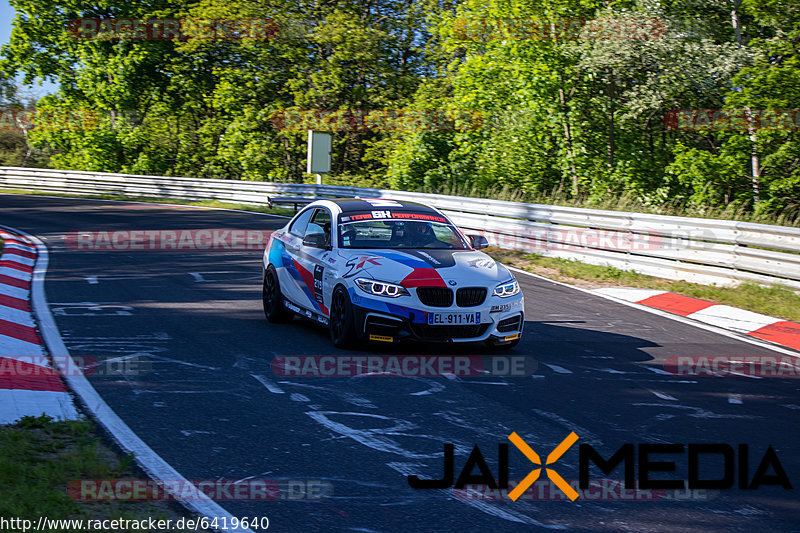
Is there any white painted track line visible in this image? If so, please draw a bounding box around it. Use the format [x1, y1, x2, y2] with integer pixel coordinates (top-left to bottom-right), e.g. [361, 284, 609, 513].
[508, 266, 800, 358]
[3, 224, 253, 533]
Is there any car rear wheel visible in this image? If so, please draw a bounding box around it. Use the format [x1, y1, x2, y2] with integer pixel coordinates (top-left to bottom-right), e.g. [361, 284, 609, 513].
[329, 286, 357, 348]
[263, 266, 292, 323]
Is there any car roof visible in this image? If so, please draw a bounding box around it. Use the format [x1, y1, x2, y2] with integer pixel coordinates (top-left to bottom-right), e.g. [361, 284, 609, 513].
[327, 198, 441, 215]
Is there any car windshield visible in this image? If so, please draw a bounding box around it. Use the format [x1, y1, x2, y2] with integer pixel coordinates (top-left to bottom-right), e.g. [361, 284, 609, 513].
[338, 218, 470, 249]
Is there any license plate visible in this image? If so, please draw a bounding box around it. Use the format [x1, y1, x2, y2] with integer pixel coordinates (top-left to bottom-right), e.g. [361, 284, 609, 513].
[427, 312, 481, 325]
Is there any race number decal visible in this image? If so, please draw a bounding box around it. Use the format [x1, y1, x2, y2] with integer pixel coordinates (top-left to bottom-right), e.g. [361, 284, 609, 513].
[314, 265, 324, 304]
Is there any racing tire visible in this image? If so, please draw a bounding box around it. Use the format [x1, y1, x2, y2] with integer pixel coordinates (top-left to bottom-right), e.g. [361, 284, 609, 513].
[263, 266, 292, 323]
[329, 285, 357, 348]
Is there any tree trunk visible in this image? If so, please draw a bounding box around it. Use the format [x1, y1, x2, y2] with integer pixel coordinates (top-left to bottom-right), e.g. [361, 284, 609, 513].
[607, 68, 615, 168]
[730, 0, 743, 46]
[558, 86, 579, 196]
[745, 107, 761, 203]
[731, 0, 759, 202]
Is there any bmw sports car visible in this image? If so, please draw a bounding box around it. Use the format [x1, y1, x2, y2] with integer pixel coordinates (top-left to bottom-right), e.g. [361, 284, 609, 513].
[262, 198, 524, 348]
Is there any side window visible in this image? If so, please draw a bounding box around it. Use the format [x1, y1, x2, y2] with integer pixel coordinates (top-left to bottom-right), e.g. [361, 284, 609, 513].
[307, 209, 332, 242]
[432, 224, 451, 245]
[289, 208, 315, 238]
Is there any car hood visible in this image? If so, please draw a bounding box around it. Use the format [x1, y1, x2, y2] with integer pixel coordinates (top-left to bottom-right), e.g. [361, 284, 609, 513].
[336, 248, 513, 288]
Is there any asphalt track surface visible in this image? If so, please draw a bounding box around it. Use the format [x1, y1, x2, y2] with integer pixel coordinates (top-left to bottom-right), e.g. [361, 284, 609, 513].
[2, 193, 799, 532]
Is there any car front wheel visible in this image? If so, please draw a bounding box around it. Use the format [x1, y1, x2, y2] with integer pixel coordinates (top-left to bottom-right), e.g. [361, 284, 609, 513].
[329, 285, 357, 348]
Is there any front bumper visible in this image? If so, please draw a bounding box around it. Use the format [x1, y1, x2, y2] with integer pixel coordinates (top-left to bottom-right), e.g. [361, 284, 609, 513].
[350, 290, 524, 344]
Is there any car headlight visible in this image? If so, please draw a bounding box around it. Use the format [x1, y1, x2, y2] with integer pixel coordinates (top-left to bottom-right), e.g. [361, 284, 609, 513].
[493, 279, 520, 298]
[355, 278, 409, 298]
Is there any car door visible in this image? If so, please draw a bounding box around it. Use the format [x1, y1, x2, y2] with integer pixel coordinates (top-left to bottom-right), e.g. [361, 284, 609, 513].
[293, 207, 334, 317]
[277, 207, 315, 306]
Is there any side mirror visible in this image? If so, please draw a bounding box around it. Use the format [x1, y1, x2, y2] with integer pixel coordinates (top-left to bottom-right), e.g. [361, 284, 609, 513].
[303, 232, 329, 249]
[468, 234, 489, 250]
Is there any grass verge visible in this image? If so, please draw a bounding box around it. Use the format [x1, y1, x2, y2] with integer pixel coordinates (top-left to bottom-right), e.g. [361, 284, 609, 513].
[486, 248, 800, 323]
[0, 414, 212, 532]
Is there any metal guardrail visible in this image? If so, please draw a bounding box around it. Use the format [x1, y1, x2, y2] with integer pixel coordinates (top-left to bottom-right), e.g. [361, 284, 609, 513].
[1, 166, 799, 289]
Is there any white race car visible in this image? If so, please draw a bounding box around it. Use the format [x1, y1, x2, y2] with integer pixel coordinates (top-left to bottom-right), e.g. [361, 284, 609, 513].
[262, 198, 524, 348]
